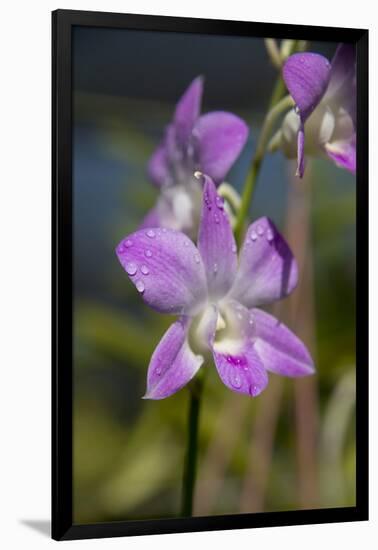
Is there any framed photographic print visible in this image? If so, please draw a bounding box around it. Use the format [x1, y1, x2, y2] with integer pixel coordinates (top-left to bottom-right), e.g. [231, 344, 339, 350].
[52, 9, 368, 541]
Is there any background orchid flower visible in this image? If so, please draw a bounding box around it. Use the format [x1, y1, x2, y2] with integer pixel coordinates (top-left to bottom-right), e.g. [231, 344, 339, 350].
[143, 77, 249, 237]
[116, 173, 314, 399]
[270, 44, 356, 177]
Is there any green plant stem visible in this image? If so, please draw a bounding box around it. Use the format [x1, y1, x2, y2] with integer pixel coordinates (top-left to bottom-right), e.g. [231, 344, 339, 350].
[181, 376, 203, 516]
[234, 94, 294, 244]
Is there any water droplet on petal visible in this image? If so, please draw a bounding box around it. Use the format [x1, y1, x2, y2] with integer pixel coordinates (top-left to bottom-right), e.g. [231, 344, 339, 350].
[145, 249, 152, 258]
[184, 240, 189, 247]
[257, 224, 264, 236]
[214, 214, 220, 224]
[125, 239, 133, 248]
[232, 244, 237, 253]
[155, 366, 162, 376]
[266, 229, 274, 242]
[136, 280, 145, 293]
[250, 385, 258, 396]
[213, 263, 218, 274]
[250, 230, 257, 241]
[194, 254, 200, 264]
[216, 196, 224, 210]
[126, 262, 138, 276]
[295, 105, 300, 115]
[231, 371, 242, 389]
[146, 229, 155, 238]
[141, 265, 150, 275]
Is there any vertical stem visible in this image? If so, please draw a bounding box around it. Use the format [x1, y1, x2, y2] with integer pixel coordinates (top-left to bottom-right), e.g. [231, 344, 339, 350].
[234, 94, 294, 244]
[181, 377, 203, 516]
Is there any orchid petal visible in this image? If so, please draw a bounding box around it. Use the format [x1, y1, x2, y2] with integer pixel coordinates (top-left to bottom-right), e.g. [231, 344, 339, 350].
[326, 44, 356, 103]
[325, 133, 356, 174]
[116, 228, 207, 315]
[147, 143, 170, 187]
[193, 112, 249, 184]
[138, 206, 161, 230]
[229, 217, 298, 308]
[197, 174, 237, 299]
[283, 53, 332, 121]
[144, 317, 203, 399]
[174, 76, 204, 146]
[297, 122, 305, 177]
[212, 342, 268, 397]
[209, 300, 268, 397]
[252, 309, 315, 377]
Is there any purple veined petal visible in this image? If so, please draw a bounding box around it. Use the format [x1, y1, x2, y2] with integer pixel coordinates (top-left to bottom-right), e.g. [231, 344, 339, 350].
[228, 217, 298, 308]
[116, 228, 208, 315]
[174, 76, 204, 146]
[212, 340, 268, 397]
[296, 122, 305, 178]
[210, 300, 268, 397]
[283, 52, 332, 122]
[147, 142, 171, 187]
[251, 308, 315, 377]
[325, 133, 356, 174]
[138, 205, 161, 230]
[326, 44, 356, 104]
[193, 111, 249, 184]
[197, 174, 237, 299]
[144, 317, 203, 400]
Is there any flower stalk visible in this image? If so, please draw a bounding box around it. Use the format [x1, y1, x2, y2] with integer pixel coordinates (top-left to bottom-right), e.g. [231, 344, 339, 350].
[234, 94, 294, 244]
[181, 374, 204, 516]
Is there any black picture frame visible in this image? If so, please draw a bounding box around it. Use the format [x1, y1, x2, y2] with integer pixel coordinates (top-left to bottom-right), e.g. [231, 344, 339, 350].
[52, 9, 369, 541]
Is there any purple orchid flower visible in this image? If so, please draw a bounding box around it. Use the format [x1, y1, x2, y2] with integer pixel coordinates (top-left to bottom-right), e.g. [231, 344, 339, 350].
[143, 77, 249, 236]
[272, 44, 356, 177]
[116, 173, 314, 399]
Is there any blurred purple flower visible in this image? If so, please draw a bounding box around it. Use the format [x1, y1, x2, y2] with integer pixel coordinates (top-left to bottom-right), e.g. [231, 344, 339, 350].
[142, 77, 249, 236]
[116, 174, 314, 399]
[272, 44, 356, 177]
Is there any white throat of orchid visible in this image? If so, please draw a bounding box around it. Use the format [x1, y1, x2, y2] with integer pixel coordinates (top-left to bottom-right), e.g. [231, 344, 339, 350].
[190, 299, 254, 358]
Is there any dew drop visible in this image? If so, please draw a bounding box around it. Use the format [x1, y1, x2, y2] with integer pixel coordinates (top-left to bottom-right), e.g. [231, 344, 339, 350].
[232, 244, 237, 254]
[126, 262, 138, 276]
[214, 214, 220, 224]
[184, 240, 190, 247]
[216, 196, 224, 210]
[231, 371, 242, 389]
[213, 263, 218, 274]
[250, 385, 258, 396]
[266, 229, 274, 242]
[250, 230, 257, 241]
[141, 265, 150, 275]
[146, 229, 156, 238]
[125, 239, 133, 248]
[155, 366, 162, 376]
[145, 249, 152, 258]
[136, 280, 145, 293]
[257, 224, 264, 236]
[194, 254, 200, 264]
